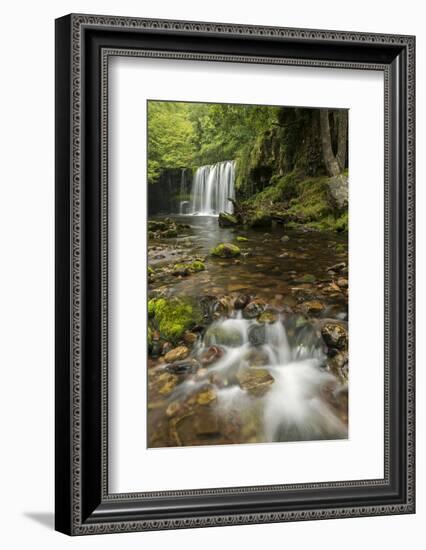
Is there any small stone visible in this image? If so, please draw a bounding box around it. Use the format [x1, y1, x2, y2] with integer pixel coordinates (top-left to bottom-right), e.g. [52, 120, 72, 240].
[166, 401, 181, 417]
[257, 310, 279, 324]
[158, 373, 178, 396]
[243, 299, 266, 319]
[183, 331, 198, 345]
[337, 277, 348, 289]
[164, 345, 189, 363]
[280, 235, 290, 242]
[321, 321, 348, 351]
[165, 359, 199, 374]
[196, 387, 217, 406]
[300, 300, 324, 316]
[236, 236, 248, 242]
[327, 262, 346, 273]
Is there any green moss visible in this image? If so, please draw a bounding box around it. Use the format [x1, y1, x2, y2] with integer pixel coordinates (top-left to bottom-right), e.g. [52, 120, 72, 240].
[295, 274, 316, 284]
[172, 263, 190, 276]
[147, 325, 153, 350]
[242, 210, 272, 228]
[148, 298, 158, 318]
[148, 297, 202, 343]
[210, 243, 241, 258]
[148, 266, 155, 276]
[218, 212, 238, 227]
[286, 177, 331, 221]
[190, 260, 206, 272]
[236, 236, 248, 242]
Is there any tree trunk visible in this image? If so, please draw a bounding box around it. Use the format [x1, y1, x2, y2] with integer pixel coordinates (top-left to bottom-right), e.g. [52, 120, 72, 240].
[319, 109, 341, 177]
[336, 111, 348, 171]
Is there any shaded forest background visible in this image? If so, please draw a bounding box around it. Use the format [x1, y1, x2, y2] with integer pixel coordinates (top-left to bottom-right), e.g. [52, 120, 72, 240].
[147, 101, 348, 231]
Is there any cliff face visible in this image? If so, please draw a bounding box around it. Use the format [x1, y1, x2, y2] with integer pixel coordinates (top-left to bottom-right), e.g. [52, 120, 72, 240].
[148, 168, 193, 215]
[236, 108, 333, 199]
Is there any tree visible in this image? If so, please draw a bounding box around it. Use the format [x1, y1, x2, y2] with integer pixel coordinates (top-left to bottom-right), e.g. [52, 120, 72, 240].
[320, 109, 348, 176]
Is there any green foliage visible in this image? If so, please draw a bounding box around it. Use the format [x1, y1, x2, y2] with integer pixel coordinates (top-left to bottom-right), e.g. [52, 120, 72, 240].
[148, 297, 202, 343]
[148, 100, 280, 180]
[286, 177, 332, 221]
[147, 102, 197, 182]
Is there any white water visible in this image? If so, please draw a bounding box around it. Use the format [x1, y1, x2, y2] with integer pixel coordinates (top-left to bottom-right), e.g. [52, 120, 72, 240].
[190, 160, 236, 215]
[169, 311, 348, 443]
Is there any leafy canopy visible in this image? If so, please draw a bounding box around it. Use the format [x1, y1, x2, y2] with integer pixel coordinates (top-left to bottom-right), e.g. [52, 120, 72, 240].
[147, 100, 279, 182]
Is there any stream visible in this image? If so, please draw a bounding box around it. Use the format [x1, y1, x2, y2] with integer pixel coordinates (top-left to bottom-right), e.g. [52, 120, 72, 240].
[147, 215, 348, 448]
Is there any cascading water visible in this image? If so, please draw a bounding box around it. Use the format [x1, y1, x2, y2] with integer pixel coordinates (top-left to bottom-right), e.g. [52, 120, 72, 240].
[163, 311, 348, 444]
[190, 160, 236, 215]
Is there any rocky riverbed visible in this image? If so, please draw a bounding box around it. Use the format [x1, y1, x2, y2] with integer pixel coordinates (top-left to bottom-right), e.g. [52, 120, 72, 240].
[147, 215, 348, 448]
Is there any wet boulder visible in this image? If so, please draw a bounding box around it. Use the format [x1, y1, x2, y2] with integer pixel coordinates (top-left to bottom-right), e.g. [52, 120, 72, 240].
[236, 368, 274, 396]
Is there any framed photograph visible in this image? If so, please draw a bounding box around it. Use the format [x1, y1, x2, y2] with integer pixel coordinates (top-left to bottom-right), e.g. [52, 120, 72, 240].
[55, 14, 415, 535]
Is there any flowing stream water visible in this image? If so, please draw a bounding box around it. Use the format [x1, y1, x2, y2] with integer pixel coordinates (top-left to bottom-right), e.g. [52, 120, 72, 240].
[147, 214, 348, 447]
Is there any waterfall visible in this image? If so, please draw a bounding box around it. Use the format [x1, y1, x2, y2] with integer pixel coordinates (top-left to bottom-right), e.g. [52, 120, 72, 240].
[190, 160, 236, 215]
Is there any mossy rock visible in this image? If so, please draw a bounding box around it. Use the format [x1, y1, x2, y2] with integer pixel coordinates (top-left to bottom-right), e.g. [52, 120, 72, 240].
[173, 263, 191, 276]
[236, 236, 248, 242]
[294, 274, 316, 284]
[210, 243, 241, 258]
[148, 297, 202, 344]
[173, 260, 205, 276]
[218, 212, 238, 227]
[247, 211, 272, 228]
[191, 260, 205, 272]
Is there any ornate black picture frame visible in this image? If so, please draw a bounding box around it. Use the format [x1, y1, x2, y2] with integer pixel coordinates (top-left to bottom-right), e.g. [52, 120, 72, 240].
[55, 13, 415, 535]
